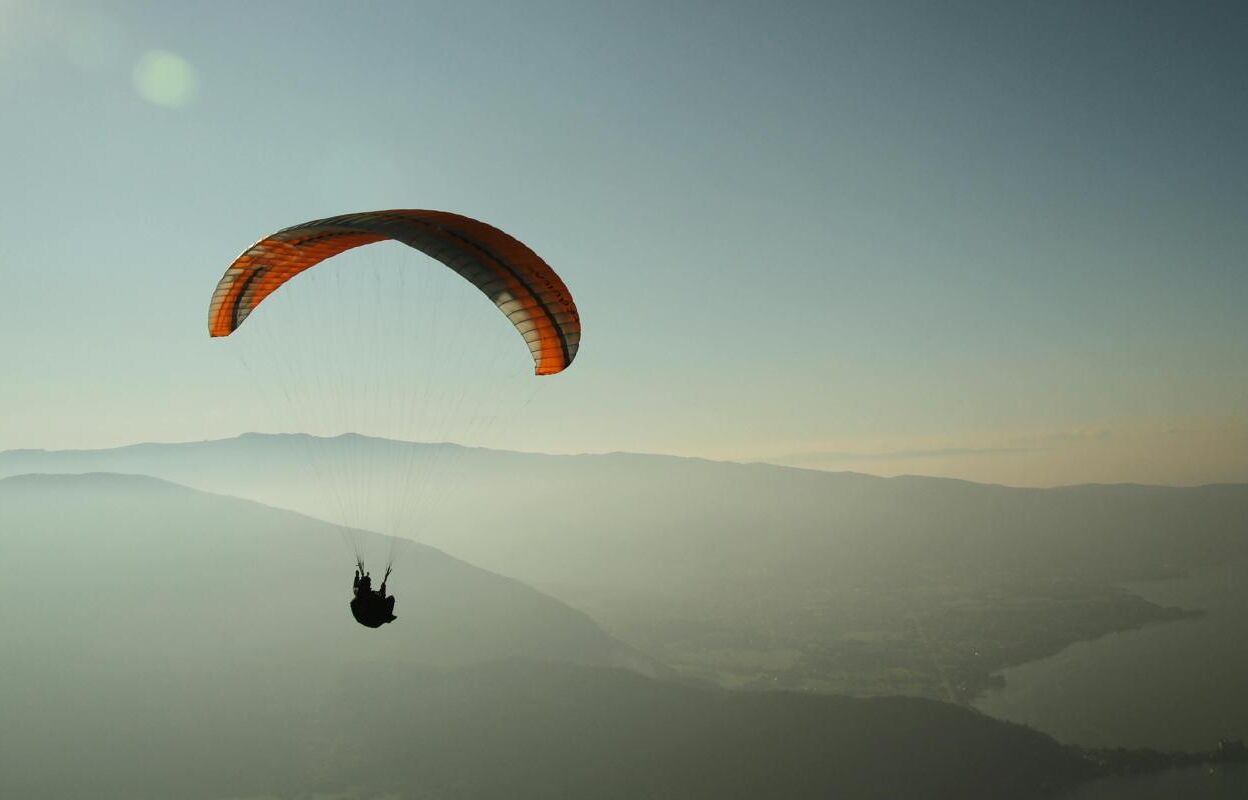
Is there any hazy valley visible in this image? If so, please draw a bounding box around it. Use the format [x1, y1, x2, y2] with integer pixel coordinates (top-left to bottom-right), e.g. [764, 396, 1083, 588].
[0, 471, 1100, 799]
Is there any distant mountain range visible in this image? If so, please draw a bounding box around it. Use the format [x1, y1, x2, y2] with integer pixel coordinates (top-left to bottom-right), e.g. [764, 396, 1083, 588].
[5, 435, 1245, 698]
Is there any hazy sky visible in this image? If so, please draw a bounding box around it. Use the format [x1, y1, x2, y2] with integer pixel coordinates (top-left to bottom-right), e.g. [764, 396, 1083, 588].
[1, 0, 1245, 486]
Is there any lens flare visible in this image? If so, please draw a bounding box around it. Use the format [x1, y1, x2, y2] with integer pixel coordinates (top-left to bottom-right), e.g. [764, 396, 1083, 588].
[132, 50, 197, 109]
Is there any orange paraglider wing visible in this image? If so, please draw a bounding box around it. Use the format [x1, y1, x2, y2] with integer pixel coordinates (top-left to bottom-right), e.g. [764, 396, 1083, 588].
[208, 210, 580, 375]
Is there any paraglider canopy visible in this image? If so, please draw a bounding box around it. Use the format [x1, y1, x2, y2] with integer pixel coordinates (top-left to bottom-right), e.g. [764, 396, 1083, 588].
[208, 209, 581, 375]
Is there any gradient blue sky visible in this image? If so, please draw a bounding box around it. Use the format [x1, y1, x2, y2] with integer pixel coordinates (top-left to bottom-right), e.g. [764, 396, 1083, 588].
[1, 0, 1245, 485]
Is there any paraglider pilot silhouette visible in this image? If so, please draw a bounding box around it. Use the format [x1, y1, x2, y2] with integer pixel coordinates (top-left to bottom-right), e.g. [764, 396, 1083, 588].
[351, 562, 397, 628]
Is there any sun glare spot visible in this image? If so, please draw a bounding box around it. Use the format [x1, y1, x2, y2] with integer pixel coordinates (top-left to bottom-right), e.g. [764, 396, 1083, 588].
[132, 50, 197, 109]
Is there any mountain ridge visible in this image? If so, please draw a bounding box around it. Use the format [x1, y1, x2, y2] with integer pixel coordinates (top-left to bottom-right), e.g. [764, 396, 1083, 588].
[6, 430, 1244, 490]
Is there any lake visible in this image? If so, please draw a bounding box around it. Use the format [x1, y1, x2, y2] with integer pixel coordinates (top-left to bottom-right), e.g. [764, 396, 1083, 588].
[974, 560, 1248, 751]
[1063, 764, 1248, 799]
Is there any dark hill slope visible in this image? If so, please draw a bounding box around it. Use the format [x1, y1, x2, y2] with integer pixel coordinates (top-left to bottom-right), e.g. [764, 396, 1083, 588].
[316, 660, 1097, 800]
